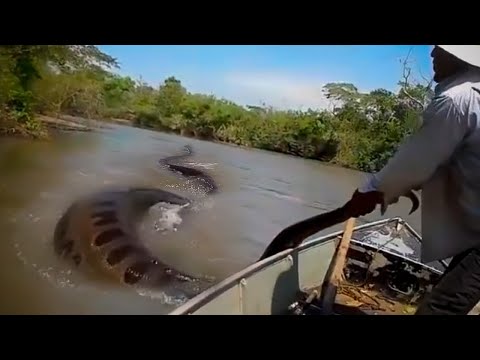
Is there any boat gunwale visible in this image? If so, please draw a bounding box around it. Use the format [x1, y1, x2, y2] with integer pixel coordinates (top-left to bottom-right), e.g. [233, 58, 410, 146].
[169, 217, 444, 315]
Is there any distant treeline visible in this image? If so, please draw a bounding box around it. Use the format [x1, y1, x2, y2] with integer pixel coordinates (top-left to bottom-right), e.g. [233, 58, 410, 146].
[0, 45, 433, 172]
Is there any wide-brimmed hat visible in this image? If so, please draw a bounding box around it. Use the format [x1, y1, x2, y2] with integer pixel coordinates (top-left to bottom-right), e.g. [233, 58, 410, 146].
[437, 45, 480, 69]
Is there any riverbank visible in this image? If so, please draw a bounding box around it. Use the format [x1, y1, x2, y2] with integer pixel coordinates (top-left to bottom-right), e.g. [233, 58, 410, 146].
[124, 117, 400, 173]
[1, 113, 133, 139]
[0, 115, 48, 140]
[1, 115, 86, 141]
[0, 112, 397, 174]
[0, 113, 347, 173]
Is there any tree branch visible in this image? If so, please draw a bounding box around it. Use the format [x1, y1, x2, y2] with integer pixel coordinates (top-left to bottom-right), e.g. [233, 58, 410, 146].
[399, 47, 429, 110]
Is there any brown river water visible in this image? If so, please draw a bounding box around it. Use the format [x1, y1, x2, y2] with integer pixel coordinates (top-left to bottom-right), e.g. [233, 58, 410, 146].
[0, 123, 421, 314]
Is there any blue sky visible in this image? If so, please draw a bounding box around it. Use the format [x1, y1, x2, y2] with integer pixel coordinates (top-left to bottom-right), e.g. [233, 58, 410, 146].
[98, 45, 434, 111]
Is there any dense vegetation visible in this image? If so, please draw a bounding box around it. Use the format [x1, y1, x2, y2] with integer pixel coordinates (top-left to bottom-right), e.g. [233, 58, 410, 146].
[0, 45, 433, 172]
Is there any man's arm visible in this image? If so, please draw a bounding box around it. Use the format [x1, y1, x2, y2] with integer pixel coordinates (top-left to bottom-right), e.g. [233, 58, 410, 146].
[359, 94, 468, 209]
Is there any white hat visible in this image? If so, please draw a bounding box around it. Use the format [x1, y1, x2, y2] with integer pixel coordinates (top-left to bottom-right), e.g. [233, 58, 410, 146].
[437, 45, 480, 69]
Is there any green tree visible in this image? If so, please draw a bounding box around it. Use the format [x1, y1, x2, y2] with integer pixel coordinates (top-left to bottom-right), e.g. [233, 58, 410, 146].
[156, 76, 187, 118]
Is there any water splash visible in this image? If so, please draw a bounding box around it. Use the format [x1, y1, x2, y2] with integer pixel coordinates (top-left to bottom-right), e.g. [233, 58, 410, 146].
[183, 161, 218, 170]
[149, 202, 189, 234]
[135, 287, 190, 306]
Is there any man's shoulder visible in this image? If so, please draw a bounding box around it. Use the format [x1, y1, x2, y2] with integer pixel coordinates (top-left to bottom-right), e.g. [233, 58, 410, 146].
[443, 82, 479, 106]
[423, 92, 457, 119]
[435, 71, 480, 111]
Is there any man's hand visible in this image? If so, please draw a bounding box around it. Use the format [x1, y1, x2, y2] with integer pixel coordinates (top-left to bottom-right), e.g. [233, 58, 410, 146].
[343, 189, 384, 218]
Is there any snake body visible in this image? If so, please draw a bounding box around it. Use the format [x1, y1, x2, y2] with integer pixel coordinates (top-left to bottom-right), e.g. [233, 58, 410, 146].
[53, 145, 216, 295]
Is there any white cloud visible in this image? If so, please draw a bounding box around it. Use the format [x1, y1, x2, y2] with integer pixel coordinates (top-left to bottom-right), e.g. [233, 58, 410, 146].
[114, 67, 340, 112]
[222, 71, 335, 111]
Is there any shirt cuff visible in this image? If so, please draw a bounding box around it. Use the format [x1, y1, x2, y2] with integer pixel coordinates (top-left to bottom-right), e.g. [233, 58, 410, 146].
[358, 173, 392, 215]
[358, 173, 379, 193]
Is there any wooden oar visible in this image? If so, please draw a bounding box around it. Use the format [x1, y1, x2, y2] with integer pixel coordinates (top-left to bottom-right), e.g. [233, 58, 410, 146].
[317, 217, 356, 314]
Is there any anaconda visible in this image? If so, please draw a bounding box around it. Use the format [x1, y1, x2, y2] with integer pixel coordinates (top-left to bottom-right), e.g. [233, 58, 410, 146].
[53, 145, 216, 296]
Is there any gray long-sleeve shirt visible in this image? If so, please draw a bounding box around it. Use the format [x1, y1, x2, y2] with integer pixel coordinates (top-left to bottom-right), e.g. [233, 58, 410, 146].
[360, 68, 480, 263]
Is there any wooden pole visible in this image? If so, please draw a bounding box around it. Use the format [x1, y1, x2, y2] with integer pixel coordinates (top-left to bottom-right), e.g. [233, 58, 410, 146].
[318, 217, 356, 314]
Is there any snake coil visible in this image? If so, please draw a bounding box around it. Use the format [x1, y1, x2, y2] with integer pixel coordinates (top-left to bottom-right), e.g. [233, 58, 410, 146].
[53, 145, 217, 295]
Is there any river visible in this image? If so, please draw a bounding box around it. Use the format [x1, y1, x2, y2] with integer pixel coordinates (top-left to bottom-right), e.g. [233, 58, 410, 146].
[0, 123, 421, 314]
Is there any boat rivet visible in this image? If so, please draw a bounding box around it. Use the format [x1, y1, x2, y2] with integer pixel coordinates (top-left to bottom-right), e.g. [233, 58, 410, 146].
[240, 278, 247, 286]
[287, 255, 293, 263]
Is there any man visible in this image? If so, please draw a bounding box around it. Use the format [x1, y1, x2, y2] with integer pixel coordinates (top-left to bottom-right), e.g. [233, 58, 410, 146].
[345, 45, 480, 315]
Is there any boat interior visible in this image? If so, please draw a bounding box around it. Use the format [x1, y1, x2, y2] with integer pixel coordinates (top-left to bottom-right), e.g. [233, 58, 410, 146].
[286, 218, 446, 315]
[286, 238, 444, 315]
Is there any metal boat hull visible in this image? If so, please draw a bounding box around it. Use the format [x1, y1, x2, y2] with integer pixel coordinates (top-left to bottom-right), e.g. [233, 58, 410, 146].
[169, 217, 449, 315]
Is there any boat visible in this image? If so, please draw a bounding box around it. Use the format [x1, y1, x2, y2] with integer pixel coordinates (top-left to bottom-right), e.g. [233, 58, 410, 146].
[169, 217, 452, 315]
